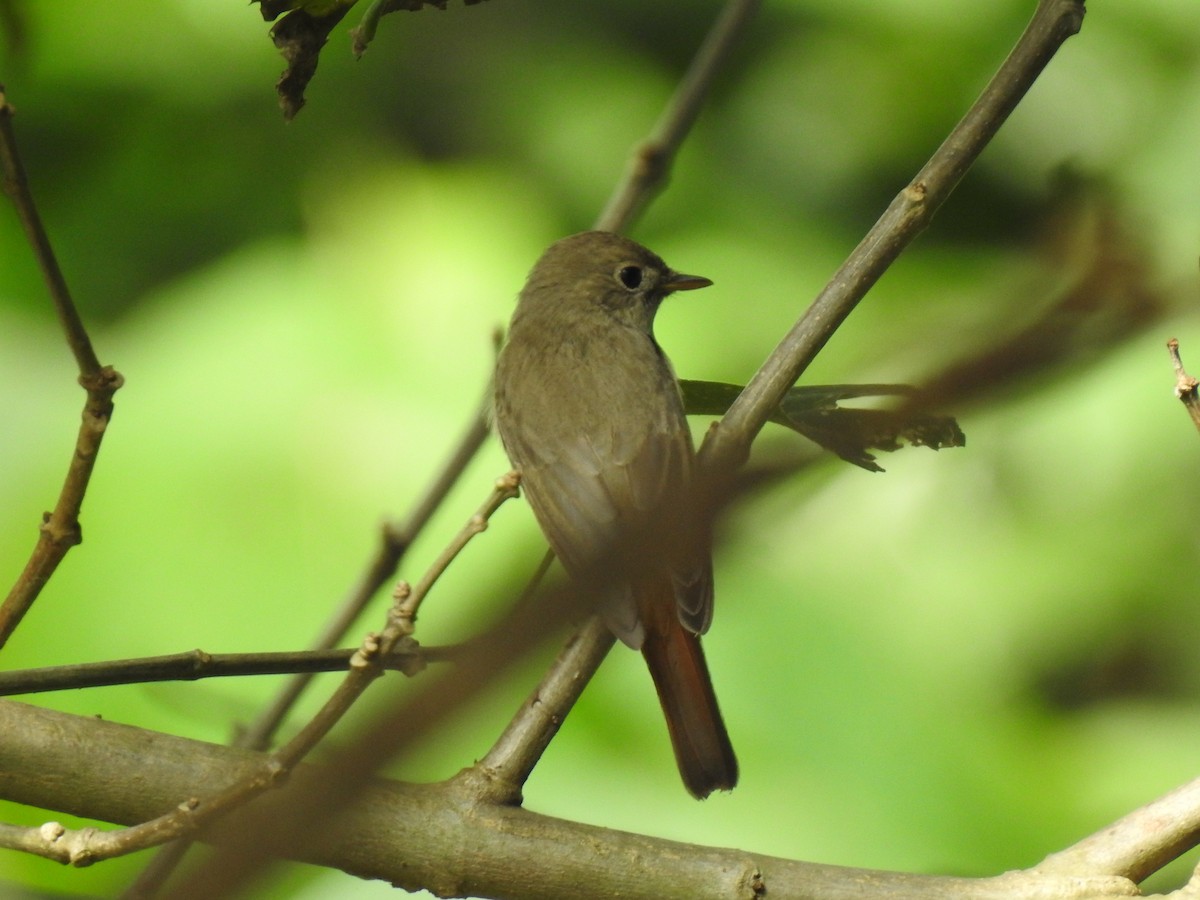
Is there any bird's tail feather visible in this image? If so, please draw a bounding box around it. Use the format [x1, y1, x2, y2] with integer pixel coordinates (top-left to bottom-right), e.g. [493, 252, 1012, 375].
[641, 618, 738, 799]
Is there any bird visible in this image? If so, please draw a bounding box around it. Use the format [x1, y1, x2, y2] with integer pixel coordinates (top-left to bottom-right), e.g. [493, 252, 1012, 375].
[493, 230, 737, 799]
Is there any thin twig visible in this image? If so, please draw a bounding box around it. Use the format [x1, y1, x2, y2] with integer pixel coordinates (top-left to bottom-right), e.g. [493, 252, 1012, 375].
[696, 0, 1087, 480]
[394, 471, 521, 628]
[237, 393, 491, 752]
[0, 643, 455, 696]
[0, 476, 520, 871]
[594, 0, 761, 234]
[0, 86, 123, 648]
[124, 192, 500, 900]
[0, 87, 100, 375]
[168, 516, 589, 898]
[124, 398, 494, 897]
[1167, 339, 1200, 434]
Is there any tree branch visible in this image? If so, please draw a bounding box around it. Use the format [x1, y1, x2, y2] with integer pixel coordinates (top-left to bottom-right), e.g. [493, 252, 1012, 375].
[473, 613, 614, 803]
[1035, 774, 1200, 884]
[695, 0, 1087, 480]
[1167, 339, 1200, 434]
[0, 474, 518, 882]
[237, 372, 493, 753]
[0, 699, 1142, 900]
[0, 643, 442, 696]
[0, 86, 100, 376]
[122, 392, 491, 896]
[0, 86, 124, 647]
[594, 0, 761, 233]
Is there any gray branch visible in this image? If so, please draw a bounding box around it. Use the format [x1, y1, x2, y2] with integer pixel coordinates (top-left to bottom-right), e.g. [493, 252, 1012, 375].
[0, 699, 1143, 900]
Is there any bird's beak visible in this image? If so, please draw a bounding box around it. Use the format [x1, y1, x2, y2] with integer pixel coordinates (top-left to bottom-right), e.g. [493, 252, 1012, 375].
[664, 272, 713, 293]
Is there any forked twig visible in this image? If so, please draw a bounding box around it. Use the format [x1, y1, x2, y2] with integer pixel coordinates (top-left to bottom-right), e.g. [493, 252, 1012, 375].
[1167, 338, 1200, 434]
[237, 391, 492, 751]
[126, 361, 492, 896]
[393, 471, 521, 629]
[1, 475, 520, 871]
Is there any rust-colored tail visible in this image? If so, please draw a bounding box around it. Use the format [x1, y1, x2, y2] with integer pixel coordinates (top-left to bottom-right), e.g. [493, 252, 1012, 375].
[641, 618, 738, 799]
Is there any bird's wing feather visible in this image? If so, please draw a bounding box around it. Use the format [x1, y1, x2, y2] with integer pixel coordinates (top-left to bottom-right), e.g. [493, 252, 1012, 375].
[503, 361, 712, 646]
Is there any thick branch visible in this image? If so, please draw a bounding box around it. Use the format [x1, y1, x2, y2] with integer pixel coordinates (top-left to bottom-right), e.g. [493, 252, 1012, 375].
[0, 699, 1139, 900]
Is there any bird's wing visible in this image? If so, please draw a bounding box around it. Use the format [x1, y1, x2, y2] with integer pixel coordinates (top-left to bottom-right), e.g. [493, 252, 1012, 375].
[507, 376, 713, 647]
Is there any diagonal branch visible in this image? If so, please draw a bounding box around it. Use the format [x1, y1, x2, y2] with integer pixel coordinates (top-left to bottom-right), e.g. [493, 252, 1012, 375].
[483, 0, 1086, 813]
[121, 384, 493, 896]
[1034, 774, 1200, 884]
[473, 612, 613, 803]
[0, 87, 100, 376]
[594, 0, 761, 234]
[0, 473, 520, 878]
[238, 387, 492, 753]
[696, 0, 1087, 479]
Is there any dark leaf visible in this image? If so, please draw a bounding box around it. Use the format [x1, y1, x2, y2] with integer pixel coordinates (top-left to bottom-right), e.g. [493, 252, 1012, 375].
[255, 0, 354, 23]
[268, 4, 355, 121]
[679, 380, 965, 473]
[253, 0, 490, 117]
[779, 406, 966, 472]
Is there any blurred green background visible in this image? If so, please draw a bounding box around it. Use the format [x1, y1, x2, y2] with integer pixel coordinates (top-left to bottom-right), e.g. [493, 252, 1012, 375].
[2, 0, 1199, 897]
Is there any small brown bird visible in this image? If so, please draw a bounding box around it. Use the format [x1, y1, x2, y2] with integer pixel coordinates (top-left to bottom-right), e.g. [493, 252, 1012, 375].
[493, 230, 737, 799]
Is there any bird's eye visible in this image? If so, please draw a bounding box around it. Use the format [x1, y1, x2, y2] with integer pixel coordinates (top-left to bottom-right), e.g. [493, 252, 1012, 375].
[616, 265, 644, 290]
